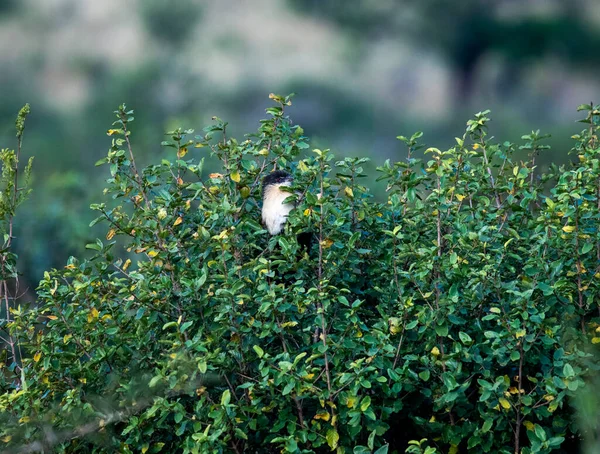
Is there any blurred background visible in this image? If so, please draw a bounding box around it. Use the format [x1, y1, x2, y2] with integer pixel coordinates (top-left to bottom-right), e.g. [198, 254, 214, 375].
[1, 0, 600, 290]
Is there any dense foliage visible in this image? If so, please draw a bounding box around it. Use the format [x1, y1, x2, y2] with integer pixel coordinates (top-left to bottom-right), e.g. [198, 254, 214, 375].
[2, 96, 600, 453]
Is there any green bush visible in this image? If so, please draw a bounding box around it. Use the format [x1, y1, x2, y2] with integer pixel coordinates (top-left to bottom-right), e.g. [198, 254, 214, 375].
[1, 96, 600, 453]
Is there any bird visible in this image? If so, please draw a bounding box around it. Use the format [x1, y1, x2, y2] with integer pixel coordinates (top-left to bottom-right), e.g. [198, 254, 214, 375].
[261, 170, 295, 235]
[261, 170, 313, 254]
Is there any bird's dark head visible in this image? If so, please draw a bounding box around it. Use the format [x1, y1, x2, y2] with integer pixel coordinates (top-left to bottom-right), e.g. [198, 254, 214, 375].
[262, 170, 293, 191]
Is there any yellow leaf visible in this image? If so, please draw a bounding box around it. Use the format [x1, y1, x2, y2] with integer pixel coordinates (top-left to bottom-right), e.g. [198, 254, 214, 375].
[524, 421, 535, 431]
[173, 217, 183, 227]
[346, 396, 357, 408]
[18, 416, 30, 424]
[141, 444, 149, 454]
[177, 177, 184, 185]
[344, 186, 354, 198]
[544, 394, 555, 402]
[562, 225, 576, 233]
[196, 386, 207, 396]
[449, 445, 458, 454]
[177, 147, 188, 158]
[123, 259, 131, 271]
[303, 208, 312, 216]
[515, 329, 526, 339]
[46, 315, 58, 320]
[91, 307, 99, 319]
[209, 173, 223, 179]
[314, 411, 330, 421]
[592, 337, 600, 344]
[230, 171, 241, 183]
[106, 229, 116, 240]
[258, 148, 269, 156]
[63, 334, 72, 343]
[33, 351, 41, 362]
[499, 397, 511, 409]
[456, 194, 466, 201]
[429, 415, 436, 423]
[2, 436, 11, 443]
[431, 346, 440, 356]
[148, 250, 159, 258]
[321, 239, 333, 249]
[106, 129, 120, 136]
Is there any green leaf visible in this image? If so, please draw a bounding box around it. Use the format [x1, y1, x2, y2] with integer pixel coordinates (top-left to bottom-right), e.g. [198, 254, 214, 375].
[221, 390, 231, 406]
[419, 370, 431, 381]
[148, 375, 162, 388]
[563, 363, 575, 378]
[482, 419, 493, 433]
[360, 396, 372, 412]
[282, 381, 295, 396]
[534, 424, 547, 442]
[235, 428, 249, 441]
[374, 445, 389, 454]
[581, 242, 594, 254]
[435, 324, 449, 337]
[459, 331, 472, 344]
[85, 242, 102, 251]
[253, 345, 264, 358]
[537, 282, 553, 296]
[326, 429, 339, 450]
[368, 430, 376, 450]
[285, 438, 298, 452]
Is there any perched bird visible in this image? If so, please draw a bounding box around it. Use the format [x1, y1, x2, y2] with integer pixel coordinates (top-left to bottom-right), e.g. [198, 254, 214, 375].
[261, 170, 294, 235]
[262, 170, 313, 253]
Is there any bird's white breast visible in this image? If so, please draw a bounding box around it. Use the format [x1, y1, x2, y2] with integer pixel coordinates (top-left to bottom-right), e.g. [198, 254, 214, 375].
[262, 183, 294, 235]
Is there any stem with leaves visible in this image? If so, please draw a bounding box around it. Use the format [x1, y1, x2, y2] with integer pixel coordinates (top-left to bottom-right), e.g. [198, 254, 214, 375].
[0, 104, 33, 382]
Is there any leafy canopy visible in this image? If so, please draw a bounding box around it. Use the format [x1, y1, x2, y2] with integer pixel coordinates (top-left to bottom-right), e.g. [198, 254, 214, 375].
[2, 96, 600, 454]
